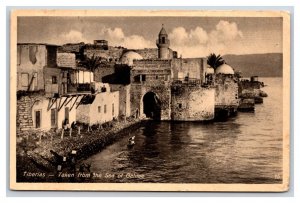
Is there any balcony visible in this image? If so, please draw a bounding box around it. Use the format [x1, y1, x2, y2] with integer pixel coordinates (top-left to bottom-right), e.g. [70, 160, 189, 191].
[67, 83, 92, 94]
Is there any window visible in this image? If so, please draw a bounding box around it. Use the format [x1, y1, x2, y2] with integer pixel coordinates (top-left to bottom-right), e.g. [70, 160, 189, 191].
[134, 75, 140, 82]
[112, 103, 114, 116]
[104, 104, 107, 114]
[165, 75, 169, 81]
[98, 106, 101, 113]
[155, 75, 159, 80]
[52, 76, 57, 84]
[141, 75, 146, 82]
[51, 109, 56, 128]
[178, 103, 182, 108]
[33, 72, 38, 88]
[21, 73, 29, 87]
[162, 37, 165, 43]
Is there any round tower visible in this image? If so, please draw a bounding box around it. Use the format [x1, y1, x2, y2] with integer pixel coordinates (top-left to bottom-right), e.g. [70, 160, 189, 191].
[156, 24, 170, 59]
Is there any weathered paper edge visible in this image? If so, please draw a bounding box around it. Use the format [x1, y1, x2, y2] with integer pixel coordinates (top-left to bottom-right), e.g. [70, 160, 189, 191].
[9, 9, 291, 192]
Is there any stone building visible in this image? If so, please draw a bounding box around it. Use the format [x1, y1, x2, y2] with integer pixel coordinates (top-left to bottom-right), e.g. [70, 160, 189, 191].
[130, 59, 172, 120]
[17, 43, 58, 93]
[16, 25, 240, 132]
[128, 26, 216, 121]
[80, 25, 226, 122]
[17, 43, 96, 132]
[214, 64, 239, 119]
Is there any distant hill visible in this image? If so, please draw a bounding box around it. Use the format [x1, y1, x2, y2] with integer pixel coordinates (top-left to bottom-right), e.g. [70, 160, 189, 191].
[222, 53, 283, 77]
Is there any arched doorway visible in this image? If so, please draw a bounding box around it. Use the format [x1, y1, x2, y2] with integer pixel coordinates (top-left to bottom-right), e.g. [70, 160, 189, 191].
[143, 92, 161, 120]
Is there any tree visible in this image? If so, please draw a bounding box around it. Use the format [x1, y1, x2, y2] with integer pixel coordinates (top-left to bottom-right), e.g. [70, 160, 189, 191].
[79, 54, 102, 83]
[207, 53, 225, 70]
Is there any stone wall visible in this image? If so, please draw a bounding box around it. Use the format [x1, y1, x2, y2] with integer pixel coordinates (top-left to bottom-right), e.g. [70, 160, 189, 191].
[17, 94, 83, 133]
[57, 53, 76, 68]
[238, 80, 262, 95]
[84, 46, 125, 62]
[76, 103, 91, 124]
[130, 83, 171, 120]
[44, 67, 61, 97]
[110, 84, 131, 117]
[130, 59, 172, 120]
[17, 96, 36, 133]
[171, 85, 215, 121]
[94, 64, 115, 82]
[135, 48, 158, 59]
[171, 58, 206, 82]
[215, 74, 239, 107]
[17, 45, 47, 91]
[131, 60, 171, 83]
[58, 42, 85, 53]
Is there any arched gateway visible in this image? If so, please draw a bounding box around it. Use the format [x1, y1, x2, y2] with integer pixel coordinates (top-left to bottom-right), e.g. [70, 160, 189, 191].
[142, 92, 161, 120]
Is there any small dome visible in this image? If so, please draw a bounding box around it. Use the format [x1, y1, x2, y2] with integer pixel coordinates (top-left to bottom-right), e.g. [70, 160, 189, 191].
[119, 51, 143, 66]
[206, 67, 215, 74]
[215, 64, 234, 74]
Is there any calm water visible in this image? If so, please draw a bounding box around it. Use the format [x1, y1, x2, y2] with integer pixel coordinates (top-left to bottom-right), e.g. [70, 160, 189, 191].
[82, 77, 283, 183]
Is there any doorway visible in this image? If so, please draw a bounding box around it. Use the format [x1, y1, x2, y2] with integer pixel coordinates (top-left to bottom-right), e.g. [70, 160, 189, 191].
[143, 92, 161, 120]
[35, 110, 41, 128]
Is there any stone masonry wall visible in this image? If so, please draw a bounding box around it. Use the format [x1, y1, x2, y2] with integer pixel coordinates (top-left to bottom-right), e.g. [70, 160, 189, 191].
[130, 83, 171, 120]
[94, 65, 115, 82]
[171, 58, 206, 82]
[135, 48, 158, 59]
[171, 85, 215, 121]
[84, 46, 125, 62]
[17, 45, 47, 91]
[215, 74, 239, 107]
[17, 95, 44, 134]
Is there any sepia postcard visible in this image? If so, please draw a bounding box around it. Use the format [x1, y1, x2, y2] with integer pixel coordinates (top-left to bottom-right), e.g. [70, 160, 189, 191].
[10, 9, 290, 191]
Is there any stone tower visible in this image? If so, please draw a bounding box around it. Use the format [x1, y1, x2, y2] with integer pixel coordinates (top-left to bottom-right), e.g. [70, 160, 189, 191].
[156, 24, 170, 59]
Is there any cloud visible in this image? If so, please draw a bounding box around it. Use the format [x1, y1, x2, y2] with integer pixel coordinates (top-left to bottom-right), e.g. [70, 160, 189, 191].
[56, 30, 88, 44]
[98, 27, 153, 49]
[169, 20, 243, 57]
[48, 27, 153, 49]
[169, 26, 208, 46]
[44, 20, 242, 57]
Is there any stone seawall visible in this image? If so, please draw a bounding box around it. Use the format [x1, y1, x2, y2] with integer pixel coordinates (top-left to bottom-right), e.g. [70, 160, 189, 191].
[16, 119, 142, 182]
[171, 84, 215, 121]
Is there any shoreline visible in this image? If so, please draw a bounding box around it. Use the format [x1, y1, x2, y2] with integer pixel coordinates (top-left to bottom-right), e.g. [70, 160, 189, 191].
[16, 118, 142, 182]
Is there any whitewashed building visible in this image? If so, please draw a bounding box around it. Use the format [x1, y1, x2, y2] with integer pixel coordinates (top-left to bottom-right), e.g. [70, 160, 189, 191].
[76, 83, 120, 125]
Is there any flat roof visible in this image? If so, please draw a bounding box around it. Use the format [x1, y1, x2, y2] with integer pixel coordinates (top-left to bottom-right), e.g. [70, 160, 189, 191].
[17, 43, 60, 47]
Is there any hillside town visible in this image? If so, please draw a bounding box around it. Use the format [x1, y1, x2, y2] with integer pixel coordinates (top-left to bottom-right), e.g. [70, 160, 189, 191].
[16, 25, 267, 180]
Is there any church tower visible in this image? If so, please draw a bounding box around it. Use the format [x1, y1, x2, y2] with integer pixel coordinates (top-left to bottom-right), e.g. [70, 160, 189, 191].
[156, 24, 170, 59]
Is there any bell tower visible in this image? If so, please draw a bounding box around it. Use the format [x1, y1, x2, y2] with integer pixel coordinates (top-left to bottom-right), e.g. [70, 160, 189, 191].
[156, 24, 170, 59]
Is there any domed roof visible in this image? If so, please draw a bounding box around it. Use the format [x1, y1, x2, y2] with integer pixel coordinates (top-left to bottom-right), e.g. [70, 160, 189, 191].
[119, 51, 143, 66]
[159, 26, 168, 35]
[215, 64, 234, 74]
[206, 67, 215, 74]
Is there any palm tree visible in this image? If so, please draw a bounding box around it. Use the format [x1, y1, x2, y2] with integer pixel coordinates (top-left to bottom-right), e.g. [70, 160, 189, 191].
[79, 54, 102, 83]
[207, 53, 225, 70]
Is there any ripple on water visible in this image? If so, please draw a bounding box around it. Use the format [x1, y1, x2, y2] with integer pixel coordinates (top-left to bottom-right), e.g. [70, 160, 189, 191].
[82, 78, 283, 184]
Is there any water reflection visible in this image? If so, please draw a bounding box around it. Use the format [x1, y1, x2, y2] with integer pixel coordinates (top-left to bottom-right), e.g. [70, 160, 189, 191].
[83, 78, 283, 184]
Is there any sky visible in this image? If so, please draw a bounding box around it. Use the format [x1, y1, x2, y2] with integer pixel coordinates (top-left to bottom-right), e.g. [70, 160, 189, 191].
[17, 16, 283, 58]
